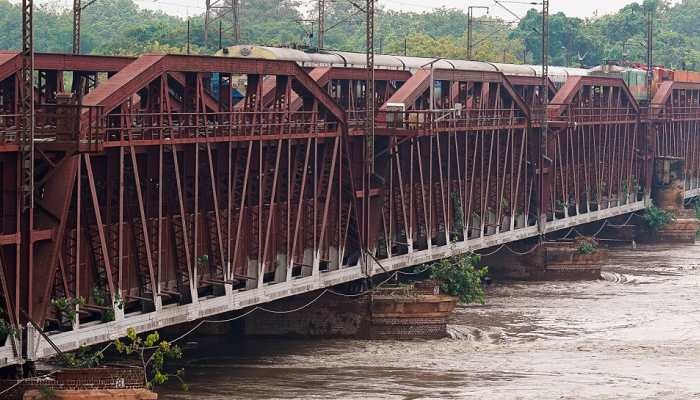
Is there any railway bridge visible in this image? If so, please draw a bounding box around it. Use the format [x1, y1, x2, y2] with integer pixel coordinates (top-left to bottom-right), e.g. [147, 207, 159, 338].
[0, 49, 698, 368]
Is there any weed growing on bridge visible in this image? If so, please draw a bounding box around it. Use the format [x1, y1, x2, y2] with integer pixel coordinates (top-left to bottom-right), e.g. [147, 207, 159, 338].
[641, 205, 674, 232]
[114, 328, 188, 392]
[37, 387, 56, 400]
[430, 254, 488, 304]
[578, 242, 597, 255]
[91, 288, 124, 323]
[51, 297, 85, 325]
[63, 345, 104, 368]
[451, 192, 465, 238]
[0, 306, 16, 344]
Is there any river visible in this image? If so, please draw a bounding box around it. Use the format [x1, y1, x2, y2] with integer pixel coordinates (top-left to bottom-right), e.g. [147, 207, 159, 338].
[159, 243, 700, 399]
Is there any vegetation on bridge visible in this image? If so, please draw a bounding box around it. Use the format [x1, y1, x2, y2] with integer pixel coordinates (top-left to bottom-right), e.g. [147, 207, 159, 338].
[430, 254, 488, 305]
[641, 204, 675, 232]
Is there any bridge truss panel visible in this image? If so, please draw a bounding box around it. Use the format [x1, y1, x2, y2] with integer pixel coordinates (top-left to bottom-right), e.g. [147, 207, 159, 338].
[651, 81, 700, 197]
[546, 76, 645, 223]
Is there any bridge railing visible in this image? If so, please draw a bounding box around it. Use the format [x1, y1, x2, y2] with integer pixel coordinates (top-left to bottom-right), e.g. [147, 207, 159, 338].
[663, 105, 700, 120]
[0, 104, 104, 151]
[552, 104, 639, 125]
[100, 110, 338, 142]
[347, 110, 368, 128]
[0, 114, 19, 149]
[47, 104, 104, 151]
[373, 108, 528, 135]
[568, 107, 637, 124]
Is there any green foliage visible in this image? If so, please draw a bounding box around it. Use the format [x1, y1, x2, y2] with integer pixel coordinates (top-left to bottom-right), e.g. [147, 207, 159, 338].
[695, 201, 700, 220]
[0, 306, 16, 343]
[2, 1, 700, 74]
[641, 205, 674, 232]
[38, 387, 57, 400]
[578, 242, 597, 255]
[64, 345, 104, 368]
[0, 319, 15, 342]
[91, 288, 123, 323]
[114, 328, 187, 391]
[510, 0, 700, 68]
[51, 296, 85, 324]
[92, 287, 107, 307]
[451, 192, 465, 237]
[430, 254, 488, 304]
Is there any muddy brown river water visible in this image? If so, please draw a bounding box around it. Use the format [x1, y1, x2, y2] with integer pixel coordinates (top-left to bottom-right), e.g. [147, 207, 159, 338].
[159, 243, 700, 399]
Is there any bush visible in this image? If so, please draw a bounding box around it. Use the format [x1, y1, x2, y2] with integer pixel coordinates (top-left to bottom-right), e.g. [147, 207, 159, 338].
[430, 254, 488, 304]
[114, 328, 188, 391]
[578, 242, 597, 255]
[51, 296, 85, 324]
[641, 205, 674, 232]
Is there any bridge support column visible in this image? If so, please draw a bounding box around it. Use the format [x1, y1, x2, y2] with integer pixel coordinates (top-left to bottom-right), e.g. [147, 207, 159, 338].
[242, 290, 370, 338]
[644, 157, 700, 244]
[653, 157, 685, 212]
[485, 238, 606, 281]
[241, 281, 457, 339]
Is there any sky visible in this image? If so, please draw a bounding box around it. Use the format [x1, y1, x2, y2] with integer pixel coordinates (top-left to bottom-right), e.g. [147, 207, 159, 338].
[32, 0, 666, 20]
[24, 0, 680, 20]
[128, 0, 662, 19]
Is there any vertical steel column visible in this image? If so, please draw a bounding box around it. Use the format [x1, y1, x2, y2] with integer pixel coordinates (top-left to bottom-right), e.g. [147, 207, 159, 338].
[204, 0, 241, 47]
[20, 0, 33, 212]
[233, 0, 241, 44]
[538, 0, 549, 232]
[467, 7, 472, 60]
[645, 4, 654, 200]
[646, 5, 653, 103]
[72, 0, 81, 54]
[363, 0, 375, 271]
[467, 6, 489, 61]
[204, 0, 211, 46]
[318, 0, 325, 49]
[73, 0, 98, 55]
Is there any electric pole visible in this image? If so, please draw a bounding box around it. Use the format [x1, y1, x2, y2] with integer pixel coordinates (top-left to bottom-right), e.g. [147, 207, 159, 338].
[72, 0, 98, 54]
[318, 0, 325, 49]
[72, 0, 80, 54]
[233, 0, 241, 44]
[467, 6, 489, 60]
[366, 0, 374, 160]
[205, 0, 241, 48]
[363, 0, 375, 276]
[20, 0, 34, 212]
[539, 0, 549, 233]
[646, 4, 654, 102]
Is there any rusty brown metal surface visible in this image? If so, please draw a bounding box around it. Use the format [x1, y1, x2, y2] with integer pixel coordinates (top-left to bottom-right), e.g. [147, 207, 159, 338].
[0, 51, 698, 368]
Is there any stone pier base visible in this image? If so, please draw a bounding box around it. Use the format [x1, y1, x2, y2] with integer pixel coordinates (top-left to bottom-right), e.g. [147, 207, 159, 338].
[368, 294, 457, 339]
[243, 282, 458, 339]
[645, 156, 700, 243]
[485, 238, 606, 281]
[243, 291, 371, 338]
[639, 215, 700, 244]
[0, 368, 151, 400]
[23, 389, 157, 400]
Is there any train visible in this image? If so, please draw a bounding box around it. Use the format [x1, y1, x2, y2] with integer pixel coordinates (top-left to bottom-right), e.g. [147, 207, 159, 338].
[217, 45, 700, 102]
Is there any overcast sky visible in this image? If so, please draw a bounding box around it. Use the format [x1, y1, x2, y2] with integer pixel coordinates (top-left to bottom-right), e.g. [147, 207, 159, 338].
[36, 0, 675, 19]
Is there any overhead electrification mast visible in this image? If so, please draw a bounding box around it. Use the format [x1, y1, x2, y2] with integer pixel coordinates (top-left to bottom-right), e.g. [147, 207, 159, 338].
[205, 0, 241, 48]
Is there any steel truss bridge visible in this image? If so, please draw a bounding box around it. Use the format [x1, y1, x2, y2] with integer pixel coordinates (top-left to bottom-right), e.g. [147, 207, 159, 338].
[0, 51, 699, 367]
